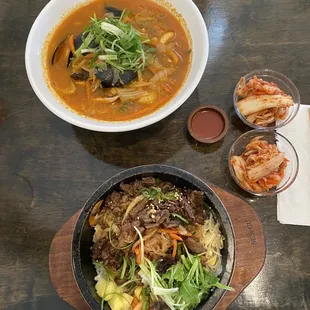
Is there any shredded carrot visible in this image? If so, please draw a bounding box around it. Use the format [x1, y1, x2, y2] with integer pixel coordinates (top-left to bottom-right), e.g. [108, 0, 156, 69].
[144, 41, 155, 46]
[73, 81, 86, 86]
[162, 82, 172, 93]
[172, 239, 177, 257]
[133, 301, 143, 310]
[84, 53, 94, 59]
[68, 34, 75, 55]
[158, 228, 179, 234]
[135, 246, 140, 255]
[148, 65, 157, 74]
[122, 17, 133, 24]
[135, 245, 141, 265]
[131, 297, 139, 308]
[86, 80, 91, 99]
[169, 233, 183, 241]
[137, 254, 141, 265]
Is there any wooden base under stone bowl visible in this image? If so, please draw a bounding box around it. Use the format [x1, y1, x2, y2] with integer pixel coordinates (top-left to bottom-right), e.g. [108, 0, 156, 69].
[49, 184, 265, 310]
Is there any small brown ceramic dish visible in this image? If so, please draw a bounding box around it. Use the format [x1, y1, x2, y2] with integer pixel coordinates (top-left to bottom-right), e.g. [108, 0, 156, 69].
[188, 105, 229, 143]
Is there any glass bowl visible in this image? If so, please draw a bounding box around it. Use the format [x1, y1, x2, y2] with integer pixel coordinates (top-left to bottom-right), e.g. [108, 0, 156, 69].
[228, 129, 299, 197]
[233, 69, 300, 129]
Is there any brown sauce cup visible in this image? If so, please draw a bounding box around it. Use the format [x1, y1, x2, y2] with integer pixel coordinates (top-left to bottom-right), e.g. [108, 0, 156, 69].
[187, 105, 229, 143]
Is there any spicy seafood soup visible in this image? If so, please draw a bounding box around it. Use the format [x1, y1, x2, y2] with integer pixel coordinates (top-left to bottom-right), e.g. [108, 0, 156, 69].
[44, 0, 192, 122]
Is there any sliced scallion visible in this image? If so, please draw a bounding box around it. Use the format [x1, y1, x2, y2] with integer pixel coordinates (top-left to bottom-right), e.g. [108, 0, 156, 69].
[171, 213, 189, 224]
[74, 11, 152, 73]
[120, 256, 128, 279]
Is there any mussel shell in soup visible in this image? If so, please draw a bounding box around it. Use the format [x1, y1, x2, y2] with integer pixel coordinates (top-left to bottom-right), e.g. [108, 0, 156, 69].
[44, 0, 192, 122]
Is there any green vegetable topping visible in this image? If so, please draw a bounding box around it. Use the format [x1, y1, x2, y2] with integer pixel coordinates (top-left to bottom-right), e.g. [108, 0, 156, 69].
[101, 297, 105, 310]
[162, 262, 185, 287]
[75, 11, 150, 73]
[142, 287, 149, 310]
[171, 213, 189, 224]
[128, 257, 136, 281]
[120, 256, 128, 280]
[137, 244, 233, 310]
[140, 187, 179, 201]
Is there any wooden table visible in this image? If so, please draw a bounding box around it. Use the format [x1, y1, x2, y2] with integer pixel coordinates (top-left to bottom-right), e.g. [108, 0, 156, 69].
[0, 0, 309, 309]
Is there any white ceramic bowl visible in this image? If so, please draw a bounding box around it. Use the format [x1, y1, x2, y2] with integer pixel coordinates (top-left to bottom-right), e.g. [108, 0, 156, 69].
[25, 0, 209, 132]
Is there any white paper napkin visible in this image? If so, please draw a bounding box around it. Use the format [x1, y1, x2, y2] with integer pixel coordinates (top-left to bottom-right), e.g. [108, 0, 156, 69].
[277, 105, 310, 226]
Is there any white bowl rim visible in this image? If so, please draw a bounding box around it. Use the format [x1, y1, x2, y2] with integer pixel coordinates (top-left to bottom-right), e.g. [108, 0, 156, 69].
[25, 0, 209, 132]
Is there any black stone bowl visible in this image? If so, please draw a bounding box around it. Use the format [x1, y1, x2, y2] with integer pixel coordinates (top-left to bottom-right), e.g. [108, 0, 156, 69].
[72, 165, 235, 310]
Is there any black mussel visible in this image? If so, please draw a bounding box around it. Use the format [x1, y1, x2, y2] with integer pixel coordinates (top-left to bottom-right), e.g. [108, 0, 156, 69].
[95, 66, 114, 87]
[74, 33, 83, 51]
[119, 70, 138, 85]
[96, 66, 137, 87]
[74, 33, 97, 52]
[50, 38, 76, 94]
[51, 39, 71, 67]
[52, 39, 64, 65]
[89, 40, 98, 49]
[105, 6, 122, 17]
[70, 69, 90, 81]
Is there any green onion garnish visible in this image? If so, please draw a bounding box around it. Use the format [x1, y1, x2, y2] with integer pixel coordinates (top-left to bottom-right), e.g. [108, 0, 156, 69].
[75, 11, 150, 73]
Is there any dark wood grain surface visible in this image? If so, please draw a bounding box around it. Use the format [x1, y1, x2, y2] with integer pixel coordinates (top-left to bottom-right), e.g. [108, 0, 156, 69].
[0, 0, 309, 309]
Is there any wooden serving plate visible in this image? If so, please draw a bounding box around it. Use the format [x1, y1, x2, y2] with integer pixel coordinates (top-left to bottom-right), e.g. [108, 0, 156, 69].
[49, 185, 266, 310]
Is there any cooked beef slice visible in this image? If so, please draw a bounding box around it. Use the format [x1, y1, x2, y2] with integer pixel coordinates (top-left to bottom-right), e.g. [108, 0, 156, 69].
[92, 237, 122, 269]
[184, 237, 206, 254]
[156, 257, 177, 274]
[150, 301, 170, 310]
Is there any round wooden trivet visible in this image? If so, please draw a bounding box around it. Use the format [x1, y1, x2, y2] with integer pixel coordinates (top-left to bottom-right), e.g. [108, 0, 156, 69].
[49, 185, 266, 310]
